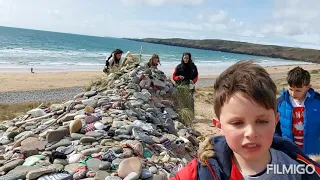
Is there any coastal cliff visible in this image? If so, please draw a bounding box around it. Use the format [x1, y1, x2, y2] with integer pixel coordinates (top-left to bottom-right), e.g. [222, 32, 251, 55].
[127, 38, 320, 64]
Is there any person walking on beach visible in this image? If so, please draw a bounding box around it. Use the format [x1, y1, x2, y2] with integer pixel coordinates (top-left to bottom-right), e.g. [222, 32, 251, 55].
[103, 49, 123, 73]
[172, 52, 198, 92]
[145, 54, 160, 69]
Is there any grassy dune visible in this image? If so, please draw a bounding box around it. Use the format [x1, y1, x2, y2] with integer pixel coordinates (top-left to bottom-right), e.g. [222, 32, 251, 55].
[129, 38, 320, 64]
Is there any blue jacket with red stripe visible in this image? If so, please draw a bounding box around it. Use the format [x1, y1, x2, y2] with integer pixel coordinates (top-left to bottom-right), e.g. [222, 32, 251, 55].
[275, 88, 320, 155]
[170, 136, 320, 180]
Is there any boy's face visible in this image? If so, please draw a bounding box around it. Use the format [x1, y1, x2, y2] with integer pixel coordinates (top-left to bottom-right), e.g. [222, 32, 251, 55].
[288, 85, 311, 102]
[215, 93, 279, 162]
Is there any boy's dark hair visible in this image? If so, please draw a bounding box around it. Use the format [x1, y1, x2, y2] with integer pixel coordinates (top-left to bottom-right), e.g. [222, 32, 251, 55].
[287, 66, 310, 88]
[214, 60, 277, 118]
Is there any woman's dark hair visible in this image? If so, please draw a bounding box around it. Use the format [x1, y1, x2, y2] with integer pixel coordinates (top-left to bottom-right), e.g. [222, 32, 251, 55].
[181, 52, 192, 65]
[181, 52, 192, 66]
[107, 49, 123, 65]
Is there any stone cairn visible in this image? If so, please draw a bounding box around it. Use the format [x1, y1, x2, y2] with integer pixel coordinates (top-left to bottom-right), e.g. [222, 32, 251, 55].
[0, 58, 202, 180]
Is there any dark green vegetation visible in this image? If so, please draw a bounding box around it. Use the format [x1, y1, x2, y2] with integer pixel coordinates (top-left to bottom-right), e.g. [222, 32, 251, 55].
[128, 38, 320, 63]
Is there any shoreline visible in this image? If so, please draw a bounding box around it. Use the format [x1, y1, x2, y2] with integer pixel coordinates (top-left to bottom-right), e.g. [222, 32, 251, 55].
[0, 64, 319, 93]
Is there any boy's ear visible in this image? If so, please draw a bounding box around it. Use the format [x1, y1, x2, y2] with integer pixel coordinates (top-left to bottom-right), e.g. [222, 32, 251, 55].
[307, 84, 312, 89]
[212, 118, 221, 129]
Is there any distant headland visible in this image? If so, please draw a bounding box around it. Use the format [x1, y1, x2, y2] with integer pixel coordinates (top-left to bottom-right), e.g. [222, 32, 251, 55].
[126, 38, 320, 64]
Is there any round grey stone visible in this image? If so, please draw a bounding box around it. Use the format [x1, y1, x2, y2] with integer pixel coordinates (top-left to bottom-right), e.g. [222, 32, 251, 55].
[98, 162, 111, 170]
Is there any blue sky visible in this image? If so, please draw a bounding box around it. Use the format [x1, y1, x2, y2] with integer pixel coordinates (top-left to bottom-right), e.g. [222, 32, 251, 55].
[0, 0, 319, 49]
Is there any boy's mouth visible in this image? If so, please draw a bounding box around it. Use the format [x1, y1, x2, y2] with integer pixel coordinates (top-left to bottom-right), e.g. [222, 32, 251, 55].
[242, 143, 261, 151]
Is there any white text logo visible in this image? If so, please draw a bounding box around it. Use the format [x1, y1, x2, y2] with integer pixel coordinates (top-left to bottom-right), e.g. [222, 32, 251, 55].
[266, 164, 315, 175]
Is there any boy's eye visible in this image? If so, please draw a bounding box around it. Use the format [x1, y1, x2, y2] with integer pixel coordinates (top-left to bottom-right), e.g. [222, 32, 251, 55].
[257, 120, 268, 124]
[232, 121, 243, 125]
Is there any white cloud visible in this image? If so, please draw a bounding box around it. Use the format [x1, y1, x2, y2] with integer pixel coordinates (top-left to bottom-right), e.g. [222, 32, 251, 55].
[208, 10, 228, 23]
[121, 0, 204, 6]
[262, 0, 320, 37]
[130, 19, 203, 31]
[197, 10, 248, 34]
[160, 21, 202, 30]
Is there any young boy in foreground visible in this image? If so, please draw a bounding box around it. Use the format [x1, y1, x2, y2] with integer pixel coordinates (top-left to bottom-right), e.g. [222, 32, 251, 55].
[170, 61, 320, 180]
[276, 66, 320, 155]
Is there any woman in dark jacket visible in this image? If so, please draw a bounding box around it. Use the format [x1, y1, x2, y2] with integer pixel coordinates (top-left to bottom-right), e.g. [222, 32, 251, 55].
[172, 52, 198, 86]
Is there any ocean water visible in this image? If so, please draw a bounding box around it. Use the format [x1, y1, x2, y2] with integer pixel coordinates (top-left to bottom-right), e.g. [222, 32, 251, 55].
[0, 26, 312, 76]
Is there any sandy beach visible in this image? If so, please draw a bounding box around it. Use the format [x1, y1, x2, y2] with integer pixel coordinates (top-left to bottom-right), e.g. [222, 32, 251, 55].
[0, 64, 319, 93]
[0, 71, 104, 92]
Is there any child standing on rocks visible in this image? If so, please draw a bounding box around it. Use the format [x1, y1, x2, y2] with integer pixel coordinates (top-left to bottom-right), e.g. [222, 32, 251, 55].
[145, 54, 160, 69]
[170, 60, 320, 180]
[103, 49, 123, 73]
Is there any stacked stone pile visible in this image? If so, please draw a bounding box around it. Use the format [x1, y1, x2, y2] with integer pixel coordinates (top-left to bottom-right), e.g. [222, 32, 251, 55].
[0, 60, 202, 180]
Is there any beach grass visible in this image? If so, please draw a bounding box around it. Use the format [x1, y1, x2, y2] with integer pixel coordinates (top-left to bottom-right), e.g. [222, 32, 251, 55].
[0, 101, 59, 121]
[171, 84, 195, 126]
[84, 76, 110, 91]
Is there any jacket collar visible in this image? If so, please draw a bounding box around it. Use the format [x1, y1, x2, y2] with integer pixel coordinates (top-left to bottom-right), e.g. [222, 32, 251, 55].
[281, 87, 315, 103]
[210, 135, 319, 176]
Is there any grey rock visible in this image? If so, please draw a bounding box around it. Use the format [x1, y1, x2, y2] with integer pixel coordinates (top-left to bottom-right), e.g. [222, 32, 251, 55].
[85, 131, 103, 138]
[52, 163, 64, 171]
[124, 172, 139, 180]
[74, 104, 86, 110]
[149, 166, 158, 174]
[64, 163, 80, 174]
[164, 108, 178, 119]
[46, 139, 72, 151]
[81, 147, 101, 156]
[112, 158, 124, 168]
[140, 169, 153, 179]
[1, 165, 38, 180]
[46, 128, 69, 143]
[94, 170, 110, 180]
[0, 159, 24, 172]
[60, 113, 77, 122]
[53, 159, 68, 166]
[82, 99, 98, 108]
[111, 146, 123, 154]
[105, 176, 122, 180]
[80, 136, 96, 144]
[6, 131, 19, 139]
[71, 133, 85, 140]
[38, 173, 73, 180]
[84, 91, 97, 98]
[86, 158, 102, 171]
[98, 161, 111, 170]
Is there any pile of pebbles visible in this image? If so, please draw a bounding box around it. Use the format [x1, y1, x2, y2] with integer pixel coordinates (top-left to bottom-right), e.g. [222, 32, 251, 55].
[0, 61, 202, 180]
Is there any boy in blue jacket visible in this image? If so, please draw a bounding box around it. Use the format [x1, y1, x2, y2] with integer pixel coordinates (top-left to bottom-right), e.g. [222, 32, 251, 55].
[170, 61, 320, 180]
[275, 66, 320, 155]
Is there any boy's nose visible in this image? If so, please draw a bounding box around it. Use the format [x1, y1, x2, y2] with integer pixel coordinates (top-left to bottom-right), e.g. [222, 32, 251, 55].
[244, 125, 258, 139]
